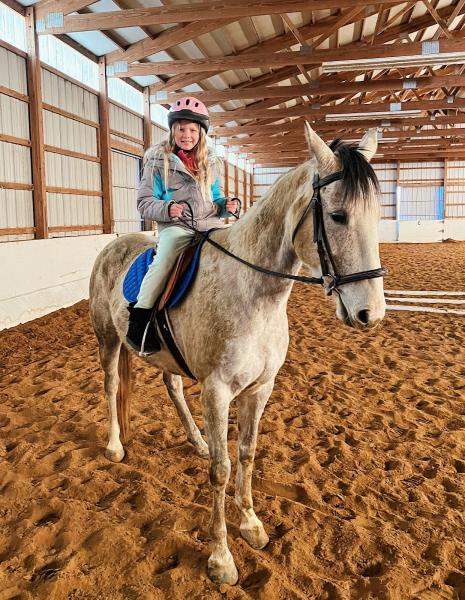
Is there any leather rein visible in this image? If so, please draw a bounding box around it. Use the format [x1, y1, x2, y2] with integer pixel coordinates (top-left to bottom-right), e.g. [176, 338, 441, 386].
[178, 170, 386, 295]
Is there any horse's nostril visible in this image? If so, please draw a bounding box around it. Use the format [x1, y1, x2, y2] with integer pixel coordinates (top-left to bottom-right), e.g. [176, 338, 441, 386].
[357, 309, 370, 325]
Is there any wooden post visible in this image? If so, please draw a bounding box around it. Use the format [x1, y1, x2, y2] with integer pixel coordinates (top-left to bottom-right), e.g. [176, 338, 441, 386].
[443, 158, 448, 224]
[224, 147, 229, 197]
[143, 88, 152, 154]
[234, 163, 239, 199]
[25, 7, 47, 239]
[250, 170, 254, 206]
[98, 56, 113, 234]
[243, 164, 247, 212]
[142, 88, 152, 232]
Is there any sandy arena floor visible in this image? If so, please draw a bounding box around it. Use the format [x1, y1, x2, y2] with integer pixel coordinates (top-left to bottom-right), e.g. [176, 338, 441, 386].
[1, 242, 465, 600]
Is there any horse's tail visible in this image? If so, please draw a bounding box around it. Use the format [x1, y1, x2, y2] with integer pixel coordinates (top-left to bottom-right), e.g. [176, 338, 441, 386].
[117, 344, 132, 443]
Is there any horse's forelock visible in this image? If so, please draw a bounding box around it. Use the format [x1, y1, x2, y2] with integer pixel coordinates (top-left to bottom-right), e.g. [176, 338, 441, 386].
[329, 139, 380, 209]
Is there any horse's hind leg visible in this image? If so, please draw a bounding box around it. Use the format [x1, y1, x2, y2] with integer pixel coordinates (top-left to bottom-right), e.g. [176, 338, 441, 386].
[98, 334, 125, 463]
[162, 371, 209, 458]
[235, 379, 274, 549]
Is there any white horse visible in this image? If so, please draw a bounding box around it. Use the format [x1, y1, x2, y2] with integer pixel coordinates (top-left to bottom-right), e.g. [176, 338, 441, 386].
[89, 123, 385, 585]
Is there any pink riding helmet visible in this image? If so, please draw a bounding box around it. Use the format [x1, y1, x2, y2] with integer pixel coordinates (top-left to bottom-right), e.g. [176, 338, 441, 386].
[168, 96, 209, 133]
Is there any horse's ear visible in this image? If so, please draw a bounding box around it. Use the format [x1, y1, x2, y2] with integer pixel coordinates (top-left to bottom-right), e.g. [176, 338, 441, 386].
[358, 128, 378, 163]
[304, 121, 337, 173]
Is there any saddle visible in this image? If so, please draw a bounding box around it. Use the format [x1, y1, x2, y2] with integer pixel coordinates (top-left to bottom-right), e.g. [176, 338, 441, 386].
[123, 232, 214, 378]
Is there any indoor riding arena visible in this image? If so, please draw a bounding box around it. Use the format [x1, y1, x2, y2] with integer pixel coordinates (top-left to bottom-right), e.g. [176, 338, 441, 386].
[1, 2, 465, 599]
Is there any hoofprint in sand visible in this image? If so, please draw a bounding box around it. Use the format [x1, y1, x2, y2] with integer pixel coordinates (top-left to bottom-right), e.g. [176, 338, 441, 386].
[1, 241, 465, 599]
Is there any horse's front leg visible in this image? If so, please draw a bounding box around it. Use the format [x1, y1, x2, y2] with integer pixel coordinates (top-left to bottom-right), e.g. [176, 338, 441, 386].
[202, 379, 238, 585]
[235, 379, 274, 549]
[162, 371, 209, 458]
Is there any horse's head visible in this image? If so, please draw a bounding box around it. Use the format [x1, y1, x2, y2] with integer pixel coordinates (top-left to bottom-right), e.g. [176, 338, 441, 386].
[292, 123, 385, 329]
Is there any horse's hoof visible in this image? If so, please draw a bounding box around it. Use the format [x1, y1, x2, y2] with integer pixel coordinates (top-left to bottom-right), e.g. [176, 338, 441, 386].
[207, 550, 239, 585]
[240, 524, 269, 549]
[105, 446, 125, 462]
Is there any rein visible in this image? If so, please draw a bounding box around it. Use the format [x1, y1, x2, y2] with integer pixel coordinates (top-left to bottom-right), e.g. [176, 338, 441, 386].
[176, 171, 385, 294]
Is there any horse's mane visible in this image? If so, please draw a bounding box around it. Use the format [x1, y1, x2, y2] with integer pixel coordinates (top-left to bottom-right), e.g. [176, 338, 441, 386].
[329, 139, 380, 207]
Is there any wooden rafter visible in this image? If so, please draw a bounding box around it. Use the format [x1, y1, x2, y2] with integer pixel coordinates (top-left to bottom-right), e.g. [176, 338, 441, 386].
[149, 4, 465, 95]
[39, 0, 403, 35]
[112, 39, 465, 77]
[35, 0, 97, 21]
[151, 75, 465, 104]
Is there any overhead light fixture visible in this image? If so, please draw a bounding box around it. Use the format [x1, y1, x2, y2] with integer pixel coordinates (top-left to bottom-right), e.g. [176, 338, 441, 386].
[325, 109, 422, 122]
[321, 52, 465, 73]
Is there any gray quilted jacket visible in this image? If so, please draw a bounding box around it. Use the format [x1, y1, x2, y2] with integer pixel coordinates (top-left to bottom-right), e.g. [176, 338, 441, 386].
[137, 144, 228, 233]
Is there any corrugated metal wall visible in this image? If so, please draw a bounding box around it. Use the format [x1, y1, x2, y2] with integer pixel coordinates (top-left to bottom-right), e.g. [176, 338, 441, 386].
[112, 151, 141, 233]
[253, 167, 290, 203]
[398, 161, 444, 220]
[109, 101, 144, 234]
[445, 160, 465, 219]
[2, 40, 465, 242]
[0, 45, 33, 242]
[373, 163, 396, 220]
[42, 66, 103, 237]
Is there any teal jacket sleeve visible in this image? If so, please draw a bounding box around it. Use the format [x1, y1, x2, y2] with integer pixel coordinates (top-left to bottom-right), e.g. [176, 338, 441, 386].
[212, 177, 229, 218]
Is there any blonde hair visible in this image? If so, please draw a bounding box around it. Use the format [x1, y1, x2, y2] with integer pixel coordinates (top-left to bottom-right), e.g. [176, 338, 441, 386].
[159, 121, 212, 202]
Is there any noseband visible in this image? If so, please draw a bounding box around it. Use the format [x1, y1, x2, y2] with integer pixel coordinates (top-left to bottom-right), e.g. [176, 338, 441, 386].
[292, 171, 386, 295]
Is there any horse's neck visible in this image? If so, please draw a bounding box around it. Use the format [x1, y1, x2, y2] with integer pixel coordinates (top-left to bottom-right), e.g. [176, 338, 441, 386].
[221, 173, 304, 297]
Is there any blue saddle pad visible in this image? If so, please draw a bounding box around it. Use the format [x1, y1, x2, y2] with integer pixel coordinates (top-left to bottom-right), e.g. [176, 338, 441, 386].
[122, 241, 204, 307]
[123, 248, 155, 303]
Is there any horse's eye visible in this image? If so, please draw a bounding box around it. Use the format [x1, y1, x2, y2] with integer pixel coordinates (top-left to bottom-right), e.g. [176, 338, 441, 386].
[330, 211, 347, 225]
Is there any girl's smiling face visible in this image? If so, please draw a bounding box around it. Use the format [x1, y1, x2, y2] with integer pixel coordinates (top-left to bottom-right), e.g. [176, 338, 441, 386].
[173, 120, 200, 151]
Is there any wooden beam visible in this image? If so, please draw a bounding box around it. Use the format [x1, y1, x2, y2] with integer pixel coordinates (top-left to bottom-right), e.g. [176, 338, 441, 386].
[152, 75, 465, 104]
[25, 7, 48, 240]
[421, 0, 453, 39]
[0, 0, 25, 15]
[150, 3, 465, 94]
[41, 0, 401, 34]
[98, 57, 113, 235]
[209, 98, 465, 125]
[35, 0, 98, 21]
[213, 115, 465, 136]
[106, 19, 237, 66]
[148, 11, 365, 93]
[113, 38, 465, 77]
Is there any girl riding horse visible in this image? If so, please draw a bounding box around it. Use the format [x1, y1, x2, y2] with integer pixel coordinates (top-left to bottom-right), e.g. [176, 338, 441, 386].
[127, 97, 238, 354]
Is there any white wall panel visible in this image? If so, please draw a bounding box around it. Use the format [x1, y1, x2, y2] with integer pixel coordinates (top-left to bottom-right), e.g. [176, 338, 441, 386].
[0, 142, 31, 183]
[400, 187, 441, 220]
[47, 193, 103, 237]
[109, 103, 143, 141]
[0, 189, 34, 241]
[0, 94, 29, 139]
[43, 110, 97, 156]
[0, 47, 27, 94]
[151, 122, 168, 145]
[112, 151, 141, 234]
[41, 69, 98, 122]
[400, 162, 443, 181]
[45, 153, 101, 190]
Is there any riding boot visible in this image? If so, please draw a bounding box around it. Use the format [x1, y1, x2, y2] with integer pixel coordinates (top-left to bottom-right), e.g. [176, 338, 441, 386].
[126, 303, 161, 354]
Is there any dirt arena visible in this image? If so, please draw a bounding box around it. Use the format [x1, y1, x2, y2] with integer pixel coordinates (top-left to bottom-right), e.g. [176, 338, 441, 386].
[1, 242, 465, 600]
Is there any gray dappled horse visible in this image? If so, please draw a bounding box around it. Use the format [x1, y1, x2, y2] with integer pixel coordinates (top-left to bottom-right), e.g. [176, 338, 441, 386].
[89, 124, 386, 585]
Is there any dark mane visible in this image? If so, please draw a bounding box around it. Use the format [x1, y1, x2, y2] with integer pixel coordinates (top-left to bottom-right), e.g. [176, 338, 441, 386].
[329, 139, 380, 206]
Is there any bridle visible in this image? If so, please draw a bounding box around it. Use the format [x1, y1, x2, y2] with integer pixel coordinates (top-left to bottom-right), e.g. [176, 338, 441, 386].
[177, 169, 386, 294]
[291, 171, 386, 295]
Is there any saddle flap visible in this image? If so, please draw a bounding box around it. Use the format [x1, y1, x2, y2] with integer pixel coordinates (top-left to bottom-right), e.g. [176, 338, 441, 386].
[158, 243, 198, 311]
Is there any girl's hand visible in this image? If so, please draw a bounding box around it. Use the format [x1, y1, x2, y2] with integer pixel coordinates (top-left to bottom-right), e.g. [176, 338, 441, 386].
[225, 199, 238, 214]
[169, 203, 184, 218]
